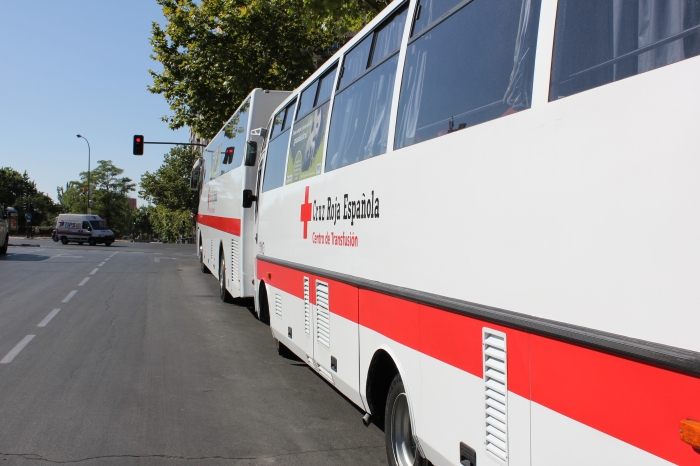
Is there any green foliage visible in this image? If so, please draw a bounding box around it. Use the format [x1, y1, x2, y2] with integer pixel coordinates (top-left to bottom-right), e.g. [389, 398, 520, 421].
[0, 167, 36, 204]
[139, 146, 198, 242]
[139, 146, 199, 211]
[57, 160, 136, 236]
[149, 205, 193, 243]
[149, 0, 384, 139]
[0, 167, 60, 229]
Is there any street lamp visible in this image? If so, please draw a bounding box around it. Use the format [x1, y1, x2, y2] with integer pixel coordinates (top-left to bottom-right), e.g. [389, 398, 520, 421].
[76, 134, 91, 214]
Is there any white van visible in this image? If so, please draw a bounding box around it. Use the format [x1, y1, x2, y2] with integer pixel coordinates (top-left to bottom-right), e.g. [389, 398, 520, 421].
[56, 214, 114, 246]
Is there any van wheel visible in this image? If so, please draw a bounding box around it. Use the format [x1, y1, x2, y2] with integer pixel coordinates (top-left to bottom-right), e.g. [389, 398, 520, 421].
[104, 242, 112, 247]
[89, 238, 96, 246]
[78, 242, 84, 245]
[385, 374, 426, 466]
[61, 236, 68, 245]
[219, 255, 233, 303]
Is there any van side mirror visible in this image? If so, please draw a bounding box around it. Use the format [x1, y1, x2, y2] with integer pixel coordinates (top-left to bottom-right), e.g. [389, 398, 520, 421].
[242, 189, 257, 208]
[244, 141, 258, 166]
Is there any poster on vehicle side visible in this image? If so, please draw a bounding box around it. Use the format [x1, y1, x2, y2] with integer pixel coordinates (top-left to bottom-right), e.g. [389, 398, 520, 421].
[286, 102, 329, 184]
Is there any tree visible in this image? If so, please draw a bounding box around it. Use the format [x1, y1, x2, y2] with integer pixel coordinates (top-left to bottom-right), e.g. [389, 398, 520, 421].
[140, 146, 198, 242]
[0, 167, 37, 206]
[58, 160, 135, 236]
[0, 167, 60, 230]
[149, 0, 381, 139]
[140, 146, 199, 211]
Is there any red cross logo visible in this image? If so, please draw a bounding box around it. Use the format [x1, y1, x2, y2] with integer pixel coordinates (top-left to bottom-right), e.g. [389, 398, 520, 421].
[300, 186, 312, 239]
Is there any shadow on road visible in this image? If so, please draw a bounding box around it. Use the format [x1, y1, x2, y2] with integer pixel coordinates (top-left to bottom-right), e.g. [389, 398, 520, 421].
[0, 253, 51, 262]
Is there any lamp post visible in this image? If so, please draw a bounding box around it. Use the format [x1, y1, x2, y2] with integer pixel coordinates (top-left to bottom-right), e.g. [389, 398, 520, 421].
[76, 134, 91, 214]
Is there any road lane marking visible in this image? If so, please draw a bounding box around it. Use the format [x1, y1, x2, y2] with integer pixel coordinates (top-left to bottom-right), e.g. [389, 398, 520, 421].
[154, 257, 177, 263]
[1, 335, 36, 364]
[38, 309, 61, 327]
[98, 262, 105, 266]
[90, 268, 99, 275]
[104, 258, 110, 261]
[62, 290, 78, 303]
[78, 277, 90, 286]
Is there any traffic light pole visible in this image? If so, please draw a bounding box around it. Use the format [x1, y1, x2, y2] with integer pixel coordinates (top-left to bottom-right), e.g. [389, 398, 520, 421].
[143, 142, 206, 146]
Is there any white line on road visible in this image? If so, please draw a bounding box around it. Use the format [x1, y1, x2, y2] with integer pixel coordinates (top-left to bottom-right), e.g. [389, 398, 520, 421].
[104, 258, 110, 261]
[90, 268, 99, 275]
[98, 262, 105, 266]
[62, 290, 78, 303]
[37, 309, 61, 327]
[78, 277, 90, 286]
[154, 257, 177, 263]
[1, 335, 36, 364]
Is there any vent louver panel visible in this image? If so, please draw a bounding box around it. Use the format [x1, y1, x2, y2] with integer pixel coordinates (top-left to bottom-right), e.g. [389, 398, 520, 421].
[315, 281, 330, 348]
[304, 277, 310, 335]
[275, 294, 282, 319]
[230, 239, 239, 283]
[483, 329, 508, 464]
[210, 240, 214, 264]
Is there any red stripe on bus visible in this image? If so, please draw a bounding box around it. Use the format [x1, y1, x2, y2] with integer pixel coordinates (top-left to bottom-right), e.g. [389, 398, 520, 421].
[256, 259, 358, 323]
[257, 258, 700, 464]
[197, 214, 241, 236]
[531, 335, 700, 465]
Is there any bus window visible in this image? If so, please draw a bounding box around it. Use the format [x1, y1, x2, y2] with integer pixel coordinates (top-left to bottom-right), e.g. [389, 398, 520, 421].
[221, 98, 250, 170]
[411, 0, 462, 37]
[270, 109, 285, 140]
[262, 129, 291, 193]
[550, 0, 700, 101]
[338, 35, 373, 88]
[326, 7, 408, 171]
[394, 0, 541, 150]
[285, 65, 338, 184]
[281, 98, 297, 132]
[297, 81, 319, 120]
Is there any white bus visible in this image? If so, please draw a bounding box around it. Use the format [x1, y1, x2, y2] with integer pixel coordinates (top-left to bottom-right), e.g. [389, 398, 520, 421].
[250, 0, 700, 465]
[194, 88, 290, 302]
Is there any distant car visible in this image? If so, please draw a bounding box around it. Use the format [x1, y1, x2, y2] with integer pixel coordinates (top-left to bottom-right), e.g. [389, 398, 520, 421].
[122, 235, 131, 240]
[55, 214, 115, 246]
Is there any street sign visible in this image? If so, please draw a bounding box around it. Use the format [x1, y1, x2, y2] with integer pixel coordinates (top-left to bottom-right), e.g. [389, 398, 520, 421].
[25, 213, 32, 222]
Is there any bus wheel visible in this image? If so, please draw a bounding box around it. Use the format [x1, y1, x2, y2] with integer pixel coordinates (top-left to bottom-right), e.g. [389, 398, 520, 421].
[258, 283, 270, 325]
[60, 236, 68, 245]
[199, 243, 210, 274]
[385, 374, 426, 466]
[219, 255, 232, 303]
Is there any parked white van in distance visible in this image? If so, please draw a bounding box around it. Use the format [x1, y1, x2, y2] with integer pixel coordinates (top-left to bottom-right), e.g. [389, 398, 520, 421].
[55, 214, 114, 246]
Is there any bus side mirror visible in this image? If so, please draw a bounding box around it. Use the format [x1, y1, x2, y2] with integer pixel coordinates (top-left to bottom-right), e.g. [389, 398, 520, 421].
[245, 141, 258, 166]
[242, 189, 257, 208]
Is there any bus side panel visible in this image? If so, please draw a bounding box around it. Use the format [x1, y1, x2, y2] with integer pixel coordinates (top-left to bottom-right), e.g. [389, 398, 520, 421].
[530, 335, 700, 466]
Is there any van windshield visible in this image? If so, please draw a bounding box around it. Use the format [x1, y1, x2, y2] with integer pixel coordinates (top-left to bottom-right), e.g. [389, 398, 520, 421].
[90, 220, 108, 230]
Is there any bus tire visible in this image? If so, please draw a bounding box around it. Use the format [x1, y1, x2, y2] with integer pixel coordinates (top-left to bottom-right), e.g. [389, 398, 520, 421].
[200, 242, 210, 274]
[219, 255, 233, 303]
[258, 283, 270, 325]
[385, 374, 426, 466]
[61, 236, 68, 245]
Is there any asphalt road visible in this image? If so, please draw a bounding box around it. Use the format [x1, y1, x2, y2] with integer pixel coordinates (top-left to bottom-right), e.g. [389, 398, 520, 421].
[0, 240, 386, 465]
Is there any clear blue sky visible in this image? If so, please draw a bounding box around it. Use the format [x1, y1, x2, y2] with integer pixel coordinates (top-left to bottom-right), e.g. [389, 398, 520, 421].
[0, 1, 190, 205]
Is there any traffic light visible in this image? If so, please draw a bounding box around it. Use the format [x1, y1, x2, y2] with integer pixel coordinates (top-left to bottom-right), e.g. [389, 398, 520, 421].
[22, 200, 27, 212]
[133, 135, 144, 156]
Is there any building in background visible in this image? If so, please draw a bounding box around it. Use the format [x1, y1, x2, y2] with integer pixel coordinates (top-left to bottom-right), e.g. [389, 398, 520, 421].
[127, 197, 137, 211]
